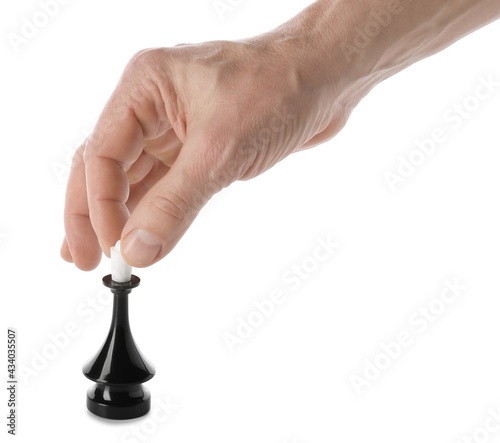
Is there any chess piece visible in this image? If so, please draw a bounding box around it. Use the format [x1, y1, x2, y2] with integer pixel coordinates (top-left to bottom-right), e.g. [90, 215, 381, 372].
[83, 242, 155, 419]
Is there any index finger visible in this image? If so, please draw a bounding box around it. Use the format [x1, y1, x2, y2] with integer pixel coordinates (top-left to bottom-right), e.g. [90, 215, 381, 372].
[83, 94, 144, 256]
[83, 50, 174, 256]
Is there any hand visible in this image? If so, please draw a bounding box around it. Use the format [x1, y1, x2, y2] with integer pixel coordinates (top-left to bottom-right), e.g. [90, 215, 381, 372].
[61, 38, 351, 270]
[63, 0, 499, 271]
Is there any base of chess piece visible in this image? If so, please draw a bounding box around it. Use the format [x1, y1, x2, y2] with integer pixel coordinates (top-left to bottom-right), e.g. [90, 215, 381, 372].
[86, 383, 151, 420]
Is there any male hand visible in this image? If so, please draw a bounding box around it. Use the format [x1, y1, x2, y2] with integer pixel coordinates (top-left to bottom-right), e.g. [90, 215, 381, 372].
[61, 39, 350, 269]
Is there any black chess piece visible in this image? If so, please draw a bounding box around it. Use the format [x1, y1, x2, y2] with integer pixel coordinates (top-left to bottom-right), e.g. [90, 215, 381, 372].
[83, 274, 155, 420]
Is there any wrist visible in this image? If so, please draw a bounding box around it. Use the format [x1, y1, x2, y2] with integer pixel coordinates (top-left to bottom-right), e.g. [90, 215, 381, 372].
[254, 0, 384, 113]
[258, 0, 500, 114]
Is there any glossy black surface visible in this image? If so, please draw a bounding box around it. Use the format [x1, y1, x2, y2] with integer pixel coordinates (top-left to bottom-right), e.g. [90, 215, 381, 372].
[86, 383, 151, 420]
[83, 275, 155, 420]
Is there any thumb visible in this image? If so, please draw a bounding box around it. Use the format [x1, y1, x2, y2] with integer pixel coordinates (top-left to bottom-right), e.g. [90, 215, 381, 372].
[121, 139, 225, 267]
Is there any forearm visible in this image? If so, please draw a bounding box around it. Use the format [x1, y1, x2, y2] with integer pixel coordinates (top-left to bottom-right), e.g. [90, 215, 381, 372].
[258, 0, 500, 109]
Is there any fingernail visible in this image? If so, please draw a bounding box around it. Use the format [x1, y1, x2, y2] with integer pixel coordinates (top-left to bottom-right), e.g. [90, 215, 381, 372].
[123, 229, 162, 265]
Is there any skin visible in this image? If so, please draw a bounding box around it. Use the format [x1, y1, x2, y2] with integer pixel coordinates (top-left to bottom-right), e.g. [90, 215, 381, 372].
[61, 0, 500, 270]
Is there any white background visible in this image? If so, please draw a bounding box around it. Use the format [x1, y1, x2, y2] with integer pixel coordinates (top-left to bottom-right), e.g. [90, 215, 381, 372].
[1, 1, 500, 442]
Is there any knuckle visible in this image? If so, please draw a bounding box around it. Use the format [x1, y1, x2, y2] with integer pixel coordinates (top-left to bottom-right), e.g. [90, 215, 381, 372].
[128, 48, 154, 66]
[126, 48, 167, 76]
[149, 189, 192, 224]
[122, 48, 174, 118]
